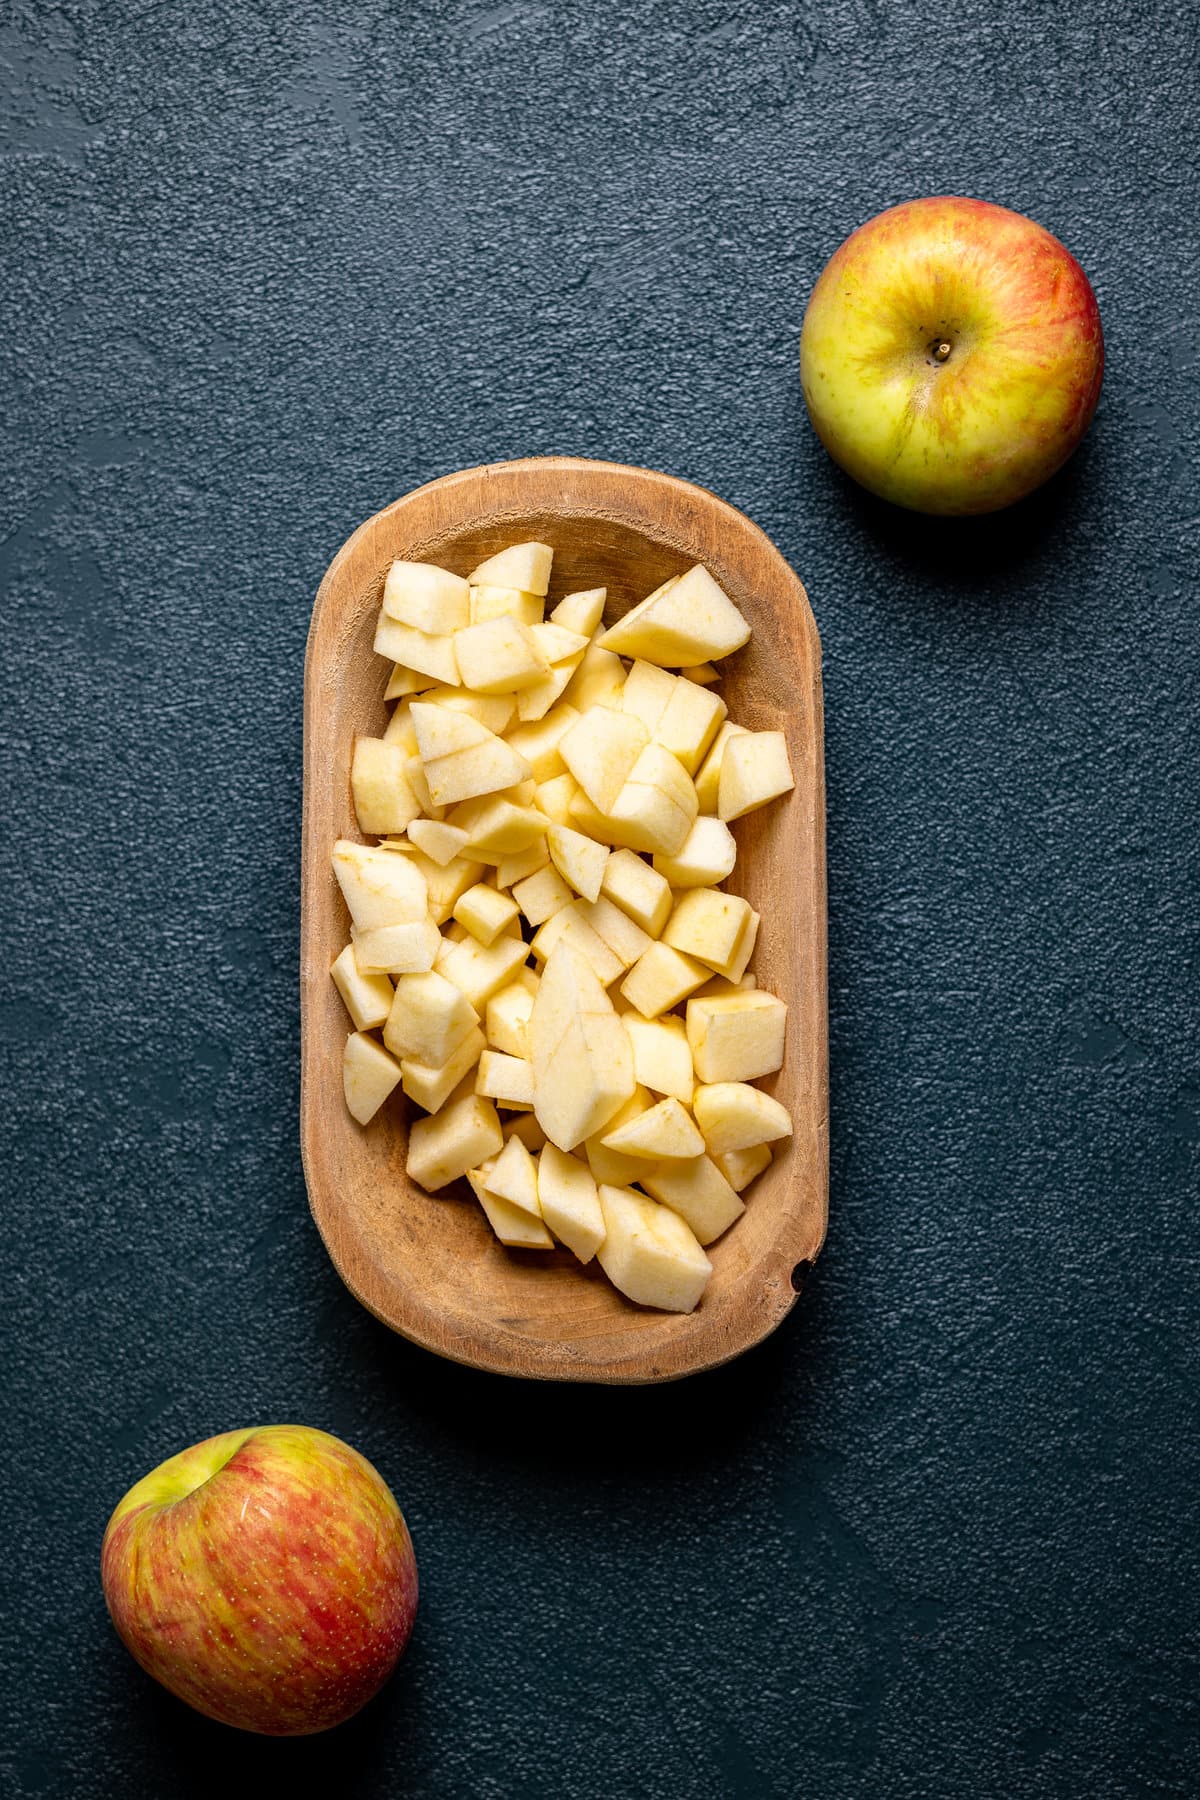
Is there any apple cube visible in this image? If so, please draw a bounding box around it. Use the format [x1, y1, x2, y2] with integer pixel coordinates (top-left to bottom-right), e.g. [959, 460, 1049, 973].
[598, 566, 750, 666]
[653, 816, 736, 888]
[469, 541, 554, 596]
[606, 743, 697, 855]
[394, 848, 484, 924]
[717, 730, 795, 821]
[681, 662, 719, 686]
[419, 684, 516, 736]
[583, 1084, 652, 1185]
[476, 1048, 534, 1108]
[653, 678, 726, 774]
[437, 932, 529, 1011]
[482, 1132, 542, 1215]
[495, 838, 550, 889]
[351, 920, 440, 975]
[530, 904, 624, 988]
[382, 560, 469, 634]
[693, 1082, 793, 1155]
[575, 895, 651, 969]
[529, 942, 635, 1151]
[537, 1144, 604, 1262]
[562, 642, 625, 711]
[468, 584, 544, 627]
[400, 1024, 486, 1113]
[725, 909, 760, 984]
[713, 1143, 773, 1192]
[486, 981, 535, 1057]
[332, 840, 427, 931]
[534, 773, 580, 826]
[547, 823, 609, 902]
[386, 663, 437, 699]
[530, 622, 588, 667]
[407, 819, 469, 867]
[411, 706, 531, 809]
[452, 882, 520, 946]
[506, 705, 579, 781]
[512, 863, 573, 927]
[330, 944, 394, 1033]
[550, 587, 606, 636]
[447, 796, 545, 862]
[466, 1165, 554, 1248]
[382, 704, 418, 751]
[343, 1032, 402, 1126]
[600, 1095, 704, 1160]
[686, 990, 786, 1083]
[619, 941, 709, 1018]
[384, 968, 479, 1065]
[373, 614, 459, 686]
[600, 848, 672, 937]
[453, 618, 549, 695]
[621, 660, 677, 734]
[407, 1091, 503, 1190]
[639, 1156, 744, 1246]
[662, 889, 754, 977]
[624, 1013, 694, 1104]
[694, 722, 748, 814]
[596, 1184, 712, 1312]
[559, 707, 649, 814]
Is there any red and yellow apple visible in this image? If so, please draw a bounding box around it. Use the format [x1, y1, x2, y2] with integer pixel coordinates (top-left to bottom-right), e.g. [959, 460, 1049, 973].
[800, 196, 1104, 514]
[101, 1424, 418, 1735]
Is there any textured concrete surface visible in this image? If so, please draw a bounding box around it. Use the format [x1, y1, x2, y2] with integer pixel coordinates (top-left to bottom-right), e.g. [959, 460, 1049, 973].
[2, 2, 1197, 1795]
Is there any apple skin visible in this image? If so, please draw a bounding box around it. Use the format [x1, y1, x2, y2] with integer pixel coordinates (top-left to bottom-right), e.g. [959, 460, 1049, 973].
[101, 1425, 418, 1735]
[800, 196, 1104, 515]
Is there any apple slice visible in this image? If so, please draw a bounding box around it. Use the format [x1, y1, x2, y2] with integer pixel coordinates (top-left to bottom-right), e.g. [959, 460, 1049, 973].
[468, 585, 544, 627]
[485, 981, 535, 1057]
[686, 990, 786, 1084]
[598, 566, 750, 666]
[350, 739, 422, 836]
[466, 1164, 554, 1248]
[407, 819, 469, 867]
[550, 587, 606, 636]
[619, 941, 709, 1018]
[624, 1013, 694, 1104]
[547, 823, 609, 903]
[599, 848, 672, 937]
[350, 920, 440, 976]
[653, 816, 736, 888]
[595, 1184, 712, 1312]
[475, 1048, 534, 1108]
[713, 1143, 772, 1192]
[384, 968, 479, 1064]
[638, 1155, 744, 1245]
[483, 1132, 542, 1216]
[330, 944, 394, 1033]
[559, 708, 649, 813]
[400, 1025, 486, 1113]
[600, 1096, 704, 1160]
[373, 615, 460, 686]
[536, 1143, 604, 1261]
[452, 882, 520, 946]
[411, 703, 531, 808]
[343, 1032, 402, 1125]
[605, 743, 697, 855]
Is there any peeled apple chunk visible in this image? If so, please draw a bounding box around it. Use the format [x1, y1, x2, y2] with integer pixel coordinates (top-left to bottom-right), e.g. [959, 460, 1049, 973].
[686, 990, 787, 1084]
[596, 1184, 713, 1313]
[343, 1032, 402, 1125]
[638, 1156, 744, 1246]
[351, 738, 422, 836]
[605, 743, 698, 856]
[598, 566, 751, 666]
[332, 840, 427, 931]
[693, 1082, 794, 1156]
[467, 1165, 554, 1248]
[483, 1132, 542, 1216]
[453, 617, 549, 695]
[407, 1091, 503, 1191]
[330, 944, 394, 1032]
[559, 708, 649, 813]
[469, 540, 554, 596]
[717, 730, 795, 821]
[529, 942, 635, 1151]
[537, 1143, 605, 1262]
[383, 560, 470, 633]
[384, 970, 478, 1066]
[600, 1096, 704, 1160]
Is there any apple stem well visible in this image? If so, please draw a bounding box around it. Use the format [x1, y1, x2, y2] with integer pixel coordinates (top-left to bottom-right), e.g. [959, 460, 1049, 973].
[931, 339, 952, 363]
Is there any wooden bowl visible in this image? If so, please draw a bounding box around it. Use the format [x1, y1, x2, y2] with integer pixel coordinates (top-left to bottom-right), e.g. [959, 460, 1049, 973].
[301, 457, 827, 1383]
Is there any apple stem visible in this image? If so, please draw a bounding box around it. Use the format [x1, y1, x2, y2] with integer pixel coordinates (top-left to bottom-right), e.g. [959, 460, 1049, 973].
[932, 340, 952, 363]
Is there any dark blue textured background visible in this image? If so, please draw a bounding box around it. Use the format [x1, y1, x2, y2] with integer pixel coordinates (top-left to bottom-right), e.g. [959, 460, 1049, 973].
[3, 2, 1197, 1795]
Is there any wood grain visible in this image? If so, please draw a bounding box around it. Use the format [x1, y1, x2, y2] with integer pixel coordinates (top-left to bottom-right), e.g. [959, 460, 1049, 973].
[301, 457, 827, 1383]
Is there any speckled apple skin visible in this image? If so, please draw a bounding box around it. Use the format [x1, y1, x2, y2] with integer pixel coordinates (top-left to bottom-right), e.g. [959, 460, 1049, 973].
[800, 196, 1104, 515]
[101, 1425, 418, 1735]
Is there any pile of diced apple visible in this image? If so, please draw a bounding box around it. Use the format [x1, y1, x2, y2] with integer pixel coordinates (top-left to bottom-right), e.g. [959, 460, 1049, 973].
[331, 541, 795, 1313]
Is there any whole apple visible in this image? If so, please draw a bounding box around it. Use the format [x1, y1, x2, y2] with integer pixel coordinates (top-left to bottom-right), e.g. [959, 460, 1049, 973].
[800, 196, 1104, 514]
[101, 1424, 418, 1735]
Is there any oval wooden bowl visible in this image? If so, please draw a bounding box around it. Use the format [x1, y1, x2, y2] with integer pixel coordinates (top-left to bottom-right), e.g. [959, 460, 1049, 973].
[301, 457, 827, 1383]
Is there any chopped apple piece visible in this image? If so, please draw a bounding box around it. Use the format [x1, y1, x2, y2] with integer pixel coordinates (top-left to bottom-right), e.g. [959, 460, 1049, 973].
[407, 819, 469, 866]
[530, 622, 588, 666]
[476, 1048, 534, 1108]
[639, 1156, 744, 1245]
[600, 848, 672, 937]
[400, 1024, 486, 1113]
[384, 968, 479, 1064]
[450, 796, 548, 862]
[382, 560, 469, 633]
[351, 920, 440, 975]
[512, 863, 574, 927]
[469, 541, 554, 596]
[663, 888, 754, 977]
[576, 895, 651, 969]
[619, 941, 709, 1018]
[559, 707, 649, 814]
[693, 1082, 793, 1155]
[681, 662, 719, 686]
[547, 823, 609, 902]
[486, 981, 535, 1057]
[713, 1143, 772, 1192]
[411, 704, 531, 808]
[343, 1032, 402, 1126]
[392, 847, 484, 924]
[725, 910, 760, 984]
[530, 904, 624, 988]
[515, 661, 580, 724]
[621, 660, 677, 734]
[386, 663, 437, 700]
[505, 705, 579, 781]
[419, 685, 516, 735]
[605, 743, 697, 855]
[373, 614, 459, 685]
[550, 587, 606, 636]
[483, 1132, 541, 1215]
[495, 837, 550, 888]
[654, 678, 726, 774]
[534, 772, 579, 825]
[624, 1013, 694, 1104]
[694, 721, 748, 813]
[382, 704, 417, 751]
[468, 584, 544, 627]
[562, 642, 625, 711]
[717, 730, 794, 821]
[437, 932, 529, 1011]
[529, 943, 635, 1151]
[596, 1184, 712, 1312]
[330, 945, 394, 1033]
[537, 1144, 604, 1262]
[332, 840, 428, 931]
[467, 1165, 554, 1248]
[601, 1096, 704, 1160]
[453, 882, 520, 946]
[686, 990, 786, 1083]
[408, 1091, 504, 1191]
[653, 816, 736, 888]
[598, 566, 750, 666]
[584, 1085, 653, 1185]
[453, 617, 549, 694]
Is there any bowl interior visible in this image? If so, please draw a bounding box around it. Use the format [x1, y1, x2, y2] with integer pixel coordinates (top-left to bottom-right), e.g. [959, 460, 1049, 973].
[302, 461, 827, 1382]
